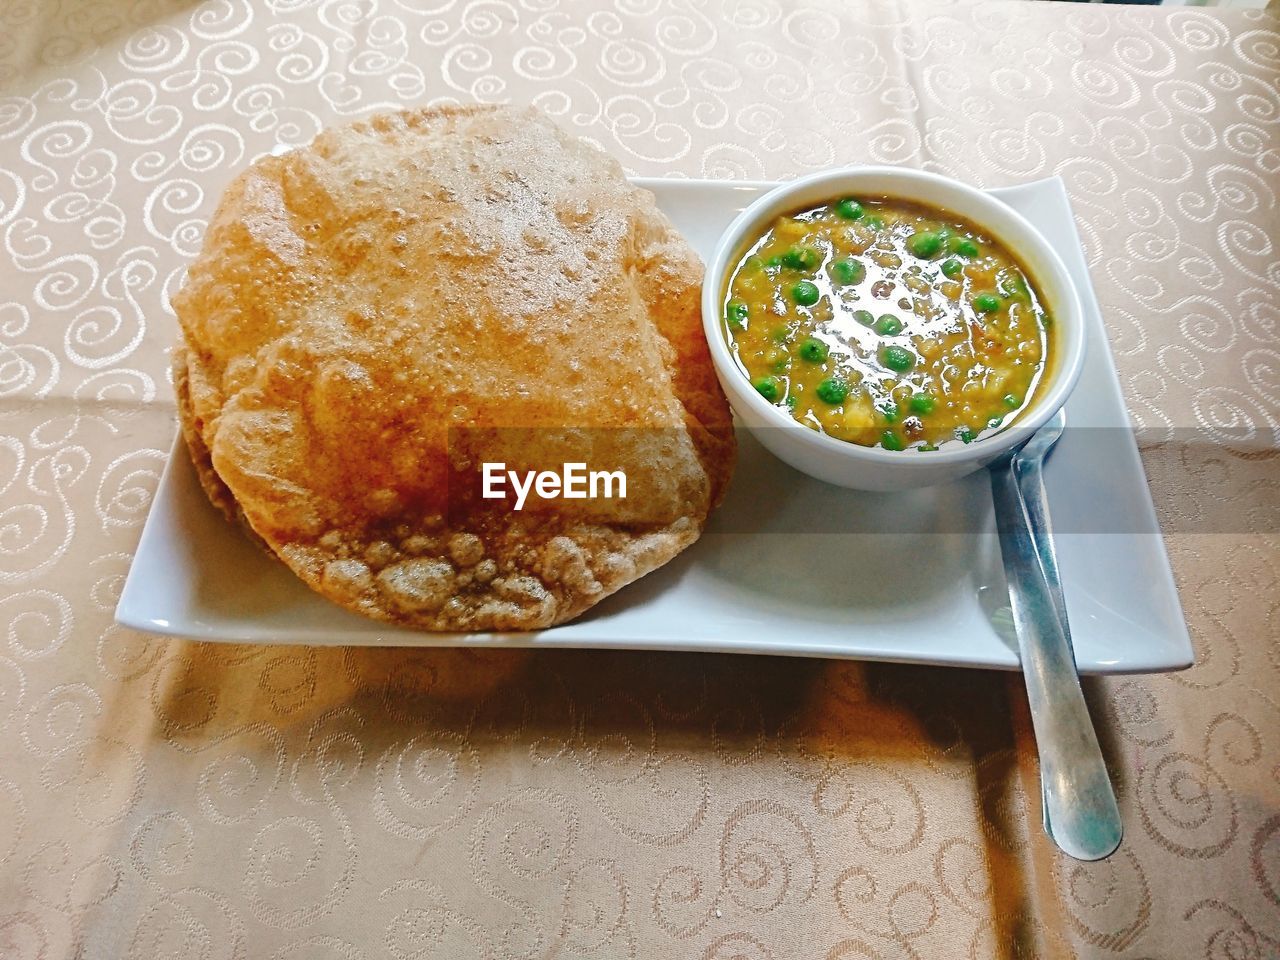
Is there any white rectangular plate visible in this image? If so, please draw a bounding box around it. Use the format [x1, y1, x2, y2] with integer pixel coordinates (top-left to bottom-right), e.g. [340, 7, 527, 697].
[117, 177, 1193, 673]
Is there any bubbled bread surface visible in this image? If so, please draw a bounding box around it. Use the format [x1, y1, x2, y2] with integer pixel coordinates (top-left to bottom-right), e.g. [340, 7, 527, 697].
[172, 103, 734, 630]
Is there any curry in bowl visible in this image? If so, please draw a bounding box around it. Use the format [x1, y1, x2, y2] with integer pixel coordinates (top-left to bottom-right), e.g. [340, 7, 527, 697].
[722, 196, 1053, 451]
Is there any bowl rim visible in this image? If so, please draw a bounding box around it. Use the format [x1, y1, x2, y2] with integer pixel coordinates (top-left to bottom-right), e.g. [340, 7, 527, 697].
[700, 165, 1087, 468]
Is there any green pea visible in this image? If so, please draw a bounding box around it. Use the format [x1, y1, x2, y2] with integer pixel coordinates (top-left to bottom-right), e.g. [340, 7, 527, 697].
[1038, 311, 1054, 328]
[880, 344, 915, 372]
[973, 293, 1001, 314]
[878, 400, 899, 424]
[835, 198, 864, 220]
[864, 215, 885, 230]
[726, 298, 749, 327]
[875, 314, 903, 336]
[764, 254, 783, 268]
[798, 337, 829, 363]
[880, 430, 905, 451]
[853, 309, 875, 326]
[957, 426, 976, 444]
[988, 415, 1004, 429]
[815, 378, 849, 405]
[791, 280, 820, 306]
[831, 258, 865, 285]
[950, 237, 980, 257]
[908, 231, 942, 259]
[772, 357, 789, 373]
[919, 442, 939, 452]
[753, 376, 781, 402]
[771, 326, 790, 344]
[1002, 393, 1021, 409]
[940, 258, 963, 278]
[786, 395, 799, 411]
[743, 255, 764, 272]
[909, 392, 936, 415]
[782, 245, 822, 270]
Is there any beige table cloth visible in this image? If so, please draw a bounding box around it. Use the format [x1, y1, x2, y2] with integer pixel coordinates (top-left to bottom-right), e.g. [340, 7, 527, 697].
[1, 0, 1277, 957]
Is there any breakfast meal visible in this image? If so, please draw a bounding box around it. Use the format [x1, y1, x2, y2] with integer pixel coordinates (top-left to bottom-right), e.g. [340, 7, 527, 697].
[172, 104, 735, 631]
[721, 197, 1053, 450]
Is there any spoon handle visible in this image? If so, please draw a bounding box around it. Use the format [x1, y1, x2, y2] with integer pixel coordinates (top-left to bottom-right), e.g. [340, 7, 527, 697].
[1017, 454, 1067, 625]
[991, 461, 1122, 861]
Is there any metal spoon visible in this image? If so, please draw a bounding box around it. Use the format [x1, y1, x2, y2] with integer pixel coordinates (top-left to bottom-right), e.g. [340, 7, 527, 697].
[990, 410, 1123, 861]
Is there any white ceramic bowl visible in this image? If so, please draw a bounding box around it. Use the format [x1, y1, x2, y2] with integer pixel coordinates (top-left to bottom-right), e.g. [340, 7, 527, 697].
[701, 166, 1086, 491]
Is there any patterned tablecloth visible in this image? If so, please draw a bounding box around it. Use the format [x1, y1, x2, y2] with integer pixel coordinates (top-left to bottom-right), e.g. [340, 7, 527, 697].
[1, 1, 1277, 957]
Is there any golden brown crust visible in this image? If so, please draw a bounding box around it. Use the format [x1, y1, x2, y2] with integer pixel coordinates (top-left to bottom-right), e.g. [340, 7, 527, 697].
[173, 343, 272, 555]
[171, 104, 734, 630]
